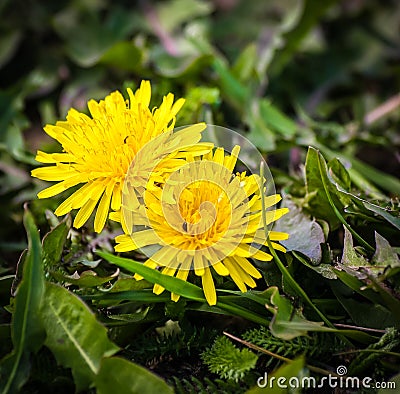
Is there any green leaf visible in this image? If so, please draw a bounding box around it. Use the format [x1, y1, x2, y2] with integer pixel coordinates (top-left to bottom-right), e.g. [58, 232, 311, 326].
[373, 232, 400, 268]
[246, 356, 305, 393]
[333, 269, 384, 305]
[99, 41, 142, 72]
[97, 252, 269, 324]
[305, 147, 341, 228]
[265, 287, 324, 340]
[51, 269, 119, 288]
[177, 86, 220, 124]
[363, 203, 400, 231]
[341, 227, 369, 268]
[40, 282, 119, 391]
[259, 99, 297, 138]
[153, 52, 213, 78]
[84, 289, 171, 304]
[246, 110, 277, 152]
[54, 8, 136, 67]
[331, 281, 397, 329]
[349, 155, 400, 196]
[273, 198, 325, 264]
[0, 30, 21, 68]
[212, 57, 250, 110]
[95, 356, 173, 394]
[315, 149, 374, 251]
[42, 216, 71, 269]
[293, 251, 337, 279]
[0, 209, 45, 394]
[333, 267, 400, 325]
[231, 43, 257, 82]
[323, 172, 400, 232]
[328, 158, 351, 191]
[157, 0, 213, 33]
[97, 251, 205, 302]
[378, 372, 400, 394]
[106, 308, 150, 323]
[0, 90, 20, 141]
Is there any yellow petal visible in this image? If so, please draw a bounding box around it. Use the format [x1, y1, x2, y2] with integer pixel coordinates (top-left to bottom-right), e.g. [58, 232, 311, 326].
[264, 208, 289, 225]
[211, 261, 229, 276]
[268, 231, 289, 241]
[109, 210, 121, 223]
[32, 165, 78, 181]
[270, 242, 286, 253]
[232, 255, 262, 279]
[176, 267, 190, 282]
[94, 181, 114, 232]
[55, 182, 94, 215]
[194, 253, 205, 276]
[35, 151, 75, 164]
[263, 194, 282, 208]
[37, 177, 80, 199]
[111, 183, 122, 211]
[250, 248, 273, 262]
[114, 234, 137, 252]
[73, 199, 98, 228]
[153, 283, 165, 295]
[202, 268, 217, 306]
[171, 293, 181, 302]
[224, 145, 240, 171]
[223, 258, 247, 292]
[213, 147, 225, 165]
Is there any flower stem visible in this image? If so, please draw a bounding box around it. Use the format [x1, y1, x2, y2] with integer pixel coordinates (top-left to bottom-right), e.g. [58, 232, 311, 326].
[260, 162, 335, 329]
[316, 151, 374, 252]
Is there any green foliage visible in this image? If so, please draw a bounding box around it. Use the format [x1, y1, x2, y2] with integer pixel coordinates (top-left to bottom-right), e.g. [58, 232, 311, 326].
[0, 210, 45, 393]
[42, 216, 70, 270]
[95, 357, 173, 394]
[172, 375, 245, 394]
[201, 336, 258, 382]
[349, 328, 400, 376]
[126, 323, 217, 364]
[242, 326, 343, 368]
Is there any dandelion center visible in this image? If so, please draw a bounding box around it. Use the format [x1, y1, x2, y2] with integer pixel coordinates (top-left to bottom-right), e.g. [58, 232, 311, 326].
[157, 179, 232, 248]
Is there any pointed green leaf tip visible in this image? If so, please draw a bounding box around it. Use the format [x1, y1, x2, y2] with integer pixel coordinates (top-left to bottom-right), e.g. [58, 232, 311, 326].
[0, 208, 45, 394]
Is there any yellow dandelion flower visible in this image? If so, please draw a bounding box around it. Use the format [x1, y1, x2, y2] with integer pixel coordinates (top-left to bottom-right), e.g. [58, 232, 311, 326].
[114, 146, 289, 305]
[31, 80, 210, 232]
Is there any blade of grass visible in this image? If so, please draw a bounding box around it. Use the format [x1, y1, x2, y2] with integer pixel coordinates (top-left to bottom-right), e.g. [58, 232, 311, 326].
[98, 251, 269, 325]
[81, 290, 171, 303]
[97, 251, 205, 301]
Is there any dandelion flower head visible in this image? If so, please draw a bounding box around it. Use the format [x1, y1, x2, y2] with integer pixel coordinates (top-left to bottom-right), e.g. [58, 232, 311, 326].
[31, 81, 209, 232]
[114, 146, 289, 305]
